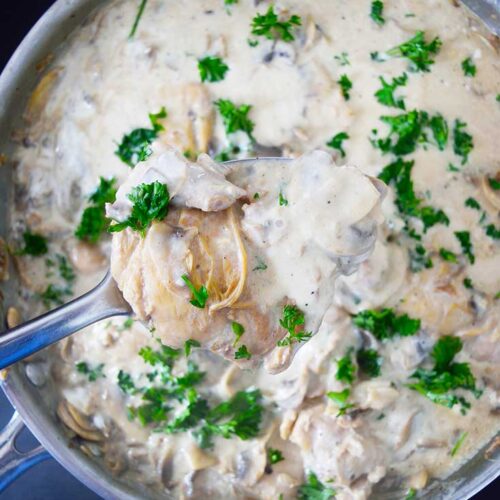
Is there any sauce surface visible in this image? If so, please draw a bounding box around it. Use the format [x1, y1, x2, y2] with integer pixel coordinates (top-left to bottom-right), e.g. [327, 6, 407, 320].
[3, 0, 500, 498]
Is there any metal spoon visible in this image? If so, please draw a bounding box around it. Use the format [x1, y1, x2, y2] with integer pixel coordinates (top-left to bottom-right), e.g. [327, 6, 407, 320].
[0, 157, 288, 370]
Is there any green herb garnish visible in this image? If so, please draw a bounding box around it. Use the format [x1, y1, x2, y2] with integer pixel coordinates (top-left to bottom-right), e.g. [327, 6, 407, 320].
[184, 339, 201, 357]
[334, 52, 350, 66]
[298, 472, 336, 500]
[463, 278, 473, 289]
[485, 223, 500, 240]
[337, 74, 352, 100]
[357, 348, 382, 377]
[336, 350, 355, 384]
[408, 336, 481, 413]
[198, 56, 229, 83]
[235, 345, 252, 360]
[326, 132, 349, 157]
[17, 231, 48, 256]
[215, 99, 255, 141]
[115, 107, 167, 167]
[118, 370, 137, 394]
[277, 305, 312, 346]
[453, 119, 473, 165]
[253, 257, 268, 271]
[39, 284, 71, 308]
[181, 274, 208, 308]
[109, 181, 170, 236]
[370, 1, 385, 25]
[450, 431, 468, 457]
[267, 447, 284, 465]
[461, 57, 476, 77]
[76, 361, 105, 382]
[405, 488, 417, 500]
[374, 73, 407, 110]
[353, 308, 421, 340]
[465, 197, 481, 210]
[488, 177, 500, 190]
[278, 191, 288, 206]
[232, 321, 245, 346]
[327, 388, 354, 416]
[439, 248, 458, 263]
[454, 231, 474, 264]
[251, 5, 301, 43]
[129, 0, 148, 38]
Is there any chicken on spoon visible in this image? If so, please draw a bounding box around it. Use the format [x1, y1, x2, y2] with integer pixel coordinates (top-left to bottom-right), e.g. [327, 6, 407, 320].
[107, 146, 386, 373]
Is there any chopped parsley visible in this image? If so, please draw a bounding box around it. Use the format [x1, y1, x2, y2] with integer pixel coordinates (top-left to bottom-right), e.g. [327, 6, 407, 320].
[250, 5, 301, 43]
[373, 31, 442, 72]
[298, 472, 336, 500]
[453, 119, 473, 165]
[450, 431, 468, 457]
[76, 361, 105, 382]
[267, 447, 284, 465]
[252, 257, 268, 271]
[454, 231, 475, 264]
[117, 370, 137, 394]
[463, 277, 474, 289]
[337, 74, 352, 100]
[129, 0, 148, 38]
[357, 348, 382, 377]
[198, 56, 229, 83]
[277, 305, 312, 347]
[215, 99, 255, 141]
[184, 339, 201, 357]
[409, 243, 433, 272]
[353, 308, 421, 340]
[465, 197, 481, 210]
[439, 248, 458, 264]
[485, 223, 500, 240]
[326, 132, 349, 157]
[181, 274, 209, 308]
[17, 231, 48, 256]
[334, 52, 350, 66]
[194, 389, 263, 448]
[278, 191, 288, 206]
[336, 350, 356, 384]
[231, 321, 245, 346]
[488, 177, 500, 190]
[56, 254, 75, 284]
[461, 57, 476, 77]
[234, 345, 252, 360]
[327, 388, 354, 416]
[374, 73, 408, 110]
[408, 336, 481, 413]
[109, 181, 170, 236]
[39, 284, 71, 308]
[115, 107, 167, 167]
[370, 1, 385, 25]
[429, 114, 449, 151]
[405, 488, 417, 500]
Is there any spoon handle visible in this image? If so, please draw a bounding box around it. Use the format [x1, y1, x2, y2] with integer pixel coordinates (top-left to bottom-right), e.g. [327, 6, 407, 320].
[0, 273, 130, 370]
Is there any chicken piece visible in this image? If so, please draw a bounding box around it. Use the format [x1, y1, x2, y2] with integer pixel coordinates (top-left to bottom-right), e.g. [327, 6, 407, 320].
[108, 149, 385, 372]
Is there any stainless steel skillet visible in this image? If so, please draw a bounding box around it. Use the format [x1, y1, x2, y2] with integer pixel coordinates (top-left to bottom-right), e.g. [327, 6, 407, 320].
[0, 0, 498, 498]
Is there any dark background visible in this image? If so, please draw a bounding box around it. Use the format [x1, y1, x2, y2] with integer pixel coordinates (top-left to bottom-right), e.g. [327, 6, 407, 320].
[0, 1, 497, 499]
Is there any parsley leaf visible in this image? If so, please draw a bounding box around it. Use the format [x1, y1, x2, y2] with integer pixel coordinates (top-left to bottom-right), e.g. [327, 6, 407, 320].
[450, 431, 468, 457]
[215, 99, 255, 141]
[370, 1, 385, 25]
[298, 472, 336, 500]
[277, 305, 312, 346]
[109, 181, 170, 236]
[75, 177, 117, 243]
[76, 361, 105, 382]
[17, 231, 48, 256]
[488, 177, 500, 190]
[251, 6, 301, 43]
[252, 257, 268, 271]
[453, 119, 473, 164]
[463, 277, 474, 289]
[485, 223, 500, 240]
[465, 197, 481, 210]
[408, 336, 481, 413]
[327, 388, 354, 416]
[235, 345, 252, 360]
[129, 0, 148, 38]
[39, 284, 71, 308]
[181, 274, 209, 308]
[405, 488, 417, 500]
[357, 348, 382, 377]
[336, 350, 356, 384]
[117, 370, 137, 394]
[374, 73, 408, 110]
[232, 321, 245, 346]
[184, 339, 201, 357]
[115, 107, 167, 167]
[461, 57, 476, 77]
[337, 74, 352, 100]
[198, 56, 229, 83]
[334, 52, 350, 66]
[267, 447, 284, 465]
[439, 248, 458, 263]
[326, 132, 349, 157]
[385, 31, 442, 72]
[278, 191, 289, 206]
[429, 114, 448, 151]
[454, 231, 475, 264]
[353, 308, 421, 340]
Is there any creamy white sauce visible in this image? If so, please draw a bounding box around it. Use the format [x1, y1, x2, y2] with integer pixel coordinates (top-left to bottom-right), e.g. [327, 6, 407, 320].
[4, 0, 500, 499]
